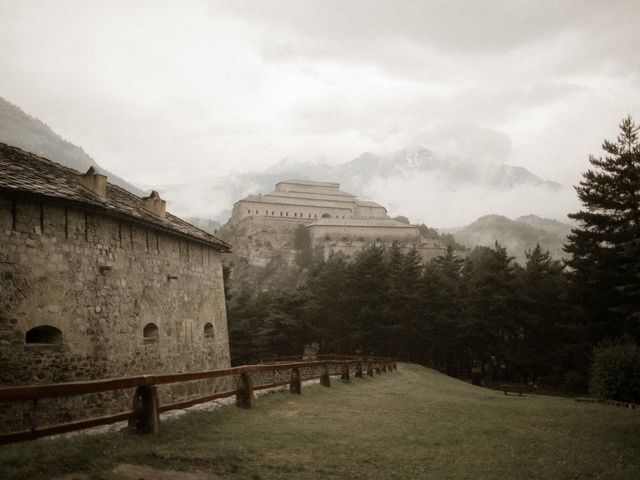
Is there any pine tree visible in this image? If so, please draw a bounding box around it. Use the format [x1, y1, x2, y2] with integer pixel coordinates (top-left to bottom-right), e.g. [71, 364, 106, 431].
[565, 116, 640, 339]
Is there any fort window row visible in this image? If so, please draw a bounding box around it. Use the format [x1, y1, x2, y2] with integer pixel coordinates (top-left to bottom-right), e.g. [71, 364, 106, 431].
[22, 323, 215, 347]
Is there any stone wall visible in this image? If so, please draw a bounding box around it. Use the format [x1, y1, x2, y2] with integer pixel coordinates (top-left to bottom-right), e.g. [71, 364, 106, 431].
[275, 181, 340, 195]
[232, 200, 352, 223]
[317, 239, 447, 262]
[0, 196, 231, 431]
[354, 204, 388, 219]
[307, 224, 422, 243]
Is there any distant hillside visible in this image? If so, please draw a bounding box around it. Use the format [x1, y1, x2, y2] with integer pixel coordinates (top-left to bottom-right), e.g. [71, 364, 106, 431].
[447, 214, 573, 263]
[0, 97, 145, 196]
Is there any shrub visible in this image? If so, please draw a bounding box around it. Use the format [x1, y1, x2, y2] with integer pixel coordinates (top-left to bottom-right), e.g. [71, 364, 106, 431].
[589, 338, 640, 403]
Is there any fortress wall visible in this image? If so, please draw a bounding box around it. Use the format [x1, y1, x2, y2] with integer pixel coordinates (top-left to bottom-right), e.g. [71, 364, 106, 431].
[319, 240, 446, 262]
[276, 182, 340, 194]
[355, 205, 388, 219]
[0, 196, 231, 431]
[307, 224, 422, 243]
[233, 200, 353, 222]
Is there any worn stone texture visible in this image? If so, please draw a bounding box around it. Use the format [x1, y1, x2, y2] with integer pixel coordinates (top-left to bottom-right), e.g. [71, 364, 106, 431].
[0, 197, 231, 431]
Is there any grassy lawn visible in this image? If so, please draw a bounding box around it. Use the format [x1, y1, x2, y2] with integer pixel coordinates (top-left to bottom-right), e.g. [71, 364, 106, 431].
[1, 363, 639, 479]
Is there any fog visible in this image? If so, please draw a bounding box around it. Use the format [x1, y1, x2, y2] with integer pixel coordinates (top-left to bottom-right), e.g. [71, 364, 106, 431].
[1, 0, 638, 225]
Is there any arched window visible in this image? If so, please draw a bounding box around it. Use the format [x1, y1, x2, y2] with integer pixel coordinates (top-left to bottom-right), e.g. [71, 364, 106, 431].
[204, 322, 214, 338]
[308, 213, 311, 218]
[247, 209, 250, 214]
[294, 213, 297, 217]
[272, 211, 275, 215]
[322, 213, 331, 218]
[25, 325, 62, 344]
[143, 323, 159, 343]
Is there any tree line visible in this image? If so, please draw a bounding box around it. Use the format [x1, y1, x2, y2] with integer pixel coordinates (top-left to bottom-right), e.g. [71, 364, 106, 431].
[226, 117, 640, 400]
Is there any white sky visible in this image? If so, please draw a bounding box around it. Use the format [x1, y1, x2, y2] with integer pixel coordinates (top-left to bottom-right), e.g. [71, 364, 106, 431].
[1, 0, 639, 193]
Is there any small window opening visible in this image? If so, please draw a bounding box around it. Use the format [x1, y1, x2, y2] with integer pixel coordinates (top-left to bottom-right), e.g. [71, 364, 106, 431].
[204, 322, 214, 338]
[272, 211, 275, 215]
[25, 325, 62, 344]
[322, 213, 331, 218]
[255, 210, 258, 214]
[143, 323, 159, 343]
[286, 212, 289, 217]
[247, 209, 251, 214]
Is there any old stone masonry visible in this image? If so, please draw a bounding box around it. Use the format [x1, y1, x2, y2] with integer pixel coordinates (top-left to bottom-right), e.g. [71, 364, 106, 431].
[0, 142, 232, 431]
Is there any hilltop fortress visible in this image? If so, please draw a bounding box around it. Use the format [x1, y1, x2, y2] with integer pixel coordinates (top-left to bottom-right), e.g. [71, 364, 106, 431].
[232, 179, 389, 222]
[222, 180, 445, 277]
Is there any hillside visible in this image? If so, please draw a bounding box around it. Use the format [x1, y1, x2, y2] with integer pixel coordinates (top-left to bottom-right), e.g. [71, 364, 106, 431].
[217, 216, 310, 294]
[0, 97, 145, 196]
[448, 214, 573, 263]
[2, 364, 639, 480]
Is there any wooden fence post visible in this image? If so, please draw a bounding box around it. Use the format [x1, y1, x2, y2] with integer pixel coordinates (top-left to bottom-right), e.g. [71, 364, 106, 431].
[341, 363, 350, 382]
[236, 372, 254, 409]
[320, 364, 331, 387]
[129, 385, 159, 434]
[290, 368, 301, 394]
[367, 363, 374, 377]
[355, 362, 363, 378]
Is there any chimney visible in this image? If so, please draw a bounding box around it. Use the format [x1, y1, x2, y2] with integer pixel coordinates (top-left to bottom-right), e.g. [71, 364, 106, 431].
[79, 167, 107, 199]
[143, 190, 166, 220]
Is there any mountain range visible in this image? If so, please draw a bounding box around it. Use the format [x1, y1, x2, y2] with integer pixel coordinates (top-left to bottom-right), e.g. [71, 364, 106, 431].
[0, 97, 145, 196]
[158, 145, 572, 228]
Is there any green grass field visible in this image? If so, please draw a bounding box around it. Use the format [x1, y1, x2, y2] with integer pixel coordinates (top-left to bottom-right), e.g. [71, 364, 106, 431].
[1, 364, 639, 479]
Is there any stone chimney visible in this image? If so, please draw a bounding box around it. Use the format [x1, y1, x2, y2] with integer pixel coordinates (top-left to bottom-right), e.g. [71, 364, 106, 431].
[143, 190, 166, 220]
[79, 167, 107, 200]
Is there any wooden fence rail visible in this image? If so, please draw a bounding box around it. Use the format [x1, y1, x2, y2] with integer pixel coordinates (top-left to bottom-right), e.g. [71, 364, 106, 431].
[0, 355, 396, 445]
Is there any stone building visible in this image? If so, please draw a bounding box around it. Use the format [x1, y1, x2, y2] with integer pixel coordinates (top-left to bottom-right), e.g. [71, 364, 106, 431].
[0, 143, 231, 429]
[226, 179, 445, 264]
[231, 179, 389, 222]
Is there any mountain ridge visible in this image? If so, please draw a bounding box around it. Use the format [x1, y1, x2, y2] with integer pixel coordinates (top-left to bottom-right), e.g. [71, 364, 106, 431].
[0, 97, 145, 196]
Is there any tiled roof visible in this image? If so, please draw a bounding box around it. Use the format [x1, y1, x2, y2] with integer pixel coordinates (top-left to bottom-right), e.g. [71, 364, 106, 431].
[0, 143, 230, 251]
[307, 218, 415, 228]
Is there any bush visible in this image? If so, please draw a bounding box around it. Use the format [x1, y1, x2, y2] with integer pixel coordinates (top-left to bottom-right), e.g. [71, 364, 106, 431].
[589, 338, 640, 403]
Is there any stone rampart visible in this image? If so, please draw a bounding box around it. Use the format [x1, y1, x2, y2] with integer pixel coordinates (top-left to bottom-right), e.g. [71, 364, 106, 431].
[0, 196, 231, 431]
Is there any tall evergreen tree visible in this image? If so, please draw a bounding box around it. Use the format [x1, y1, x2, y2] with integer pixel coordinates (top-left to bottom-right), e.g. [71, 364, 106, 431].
[565, 116, 640, 340]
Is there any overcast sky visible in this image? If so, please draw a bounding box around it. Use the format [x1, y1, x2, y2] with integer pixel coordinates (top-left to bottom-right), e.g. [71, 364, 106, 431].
[1, 0, 639, 198]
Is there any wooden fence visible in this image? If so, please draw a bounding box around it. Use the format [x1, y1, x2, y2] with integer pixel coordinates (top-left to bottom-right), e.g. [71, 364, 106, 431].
[0, 356, 396, 445]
